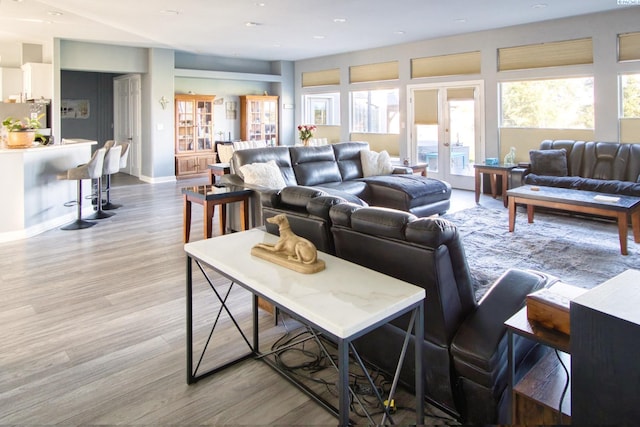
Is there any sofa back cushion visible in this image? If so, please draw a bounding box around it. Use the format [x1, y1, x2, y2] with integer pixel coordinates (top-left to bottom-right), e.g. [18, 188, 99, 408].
[231, 146, 297, 185]
[332, 142, 369, 181]
[329, 204, 476, 346]
[290, 145, 343, 186]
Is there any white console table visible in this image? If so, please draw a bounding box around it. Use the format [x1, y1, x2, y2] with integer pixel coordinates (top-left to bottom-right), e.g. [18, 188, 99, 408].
[184, 229, 426, 425]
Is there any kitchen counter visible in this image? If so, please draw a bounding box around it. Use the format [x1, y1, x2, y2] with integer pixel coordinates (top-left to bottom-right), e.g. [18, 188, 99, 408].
[0, 140, 97, 242]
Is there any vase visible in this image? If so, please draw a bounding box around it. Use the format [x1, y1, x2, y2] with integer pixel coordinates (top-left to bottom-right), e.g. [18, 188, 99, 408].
[7, 131, 36, 148]
[503, 146, 516, 165]
[301, 138, 310, 147]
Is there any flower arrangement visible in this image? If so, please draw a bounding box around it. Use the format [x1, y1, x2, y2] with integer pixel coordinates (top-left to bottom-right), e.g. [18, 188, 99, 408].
[2, 114, 44, 132]
[297, 124, 317, 145]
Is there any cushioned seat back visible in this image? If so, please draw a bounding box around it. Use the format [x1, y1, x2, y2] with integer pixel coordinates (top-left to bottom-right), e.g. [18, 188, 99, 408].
[290, 145, 343, 186]
[231, 146, 297, 185]
[582, 141, 635, 181]
[332, 141, 369, 181]
[261, 186, 346, 254]
[329, 204, 476, 346]
[540, 139, 585, 176]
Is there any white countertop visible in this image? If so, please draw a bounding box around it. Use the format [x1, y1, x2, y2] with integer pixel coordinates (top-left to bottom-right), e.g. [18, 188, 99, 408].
[184, 229, 425, 338]
[0, 139, 96, 153]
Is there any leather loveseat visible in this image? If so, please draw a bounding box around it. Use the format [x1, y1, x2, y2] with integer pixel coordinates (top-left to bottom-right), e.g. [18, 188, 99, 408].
[222, 142, 451, 230]
[260, 186, 552, 423]
[512, 140, 640, 196]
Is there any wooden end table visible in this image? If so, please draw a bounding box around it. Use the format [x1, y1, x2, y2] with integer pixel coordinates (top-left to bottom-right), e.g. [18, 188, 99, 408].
[474, 163, 517, 207]
[208, 162, 231, 185]
[182, 184, 253, 243]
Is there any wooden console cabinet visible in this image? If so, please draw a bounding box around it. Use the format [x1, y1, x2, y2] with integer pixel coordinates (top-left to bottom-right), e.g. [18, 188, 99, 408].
[239, 95, 278, 145]
[571, 269, 640, 424]
[175, 94, 215, 177]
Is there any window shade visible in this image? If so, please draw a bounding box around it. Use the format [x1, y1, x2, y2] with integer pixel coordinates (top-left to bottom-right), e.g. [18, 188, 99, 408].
[498, 38, 593, 71]
[447, 87, 475, 100]
[302, 68, 340, 87]
[413, 89, 439, 125]
[411, 51, 481, 78]
[619, 32, 640, 62]
[349, 61, 399, 83]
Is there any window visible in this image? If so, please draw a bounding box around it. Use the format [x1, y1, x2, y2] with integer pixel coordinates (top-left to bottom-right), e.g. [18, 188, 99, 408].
[350, 89, 400, 133]
[621, 74, 640, 118]
[500, 77, 594, 129]
[302, 93, 340, 125]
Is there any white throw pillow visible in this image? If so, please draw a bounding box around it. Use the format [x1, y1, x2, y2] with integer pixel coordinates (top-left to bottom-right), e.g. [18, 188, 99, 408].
[217, 144, 235, 163]
[239, 160, 286, 189]
[360, 149, 394, 177]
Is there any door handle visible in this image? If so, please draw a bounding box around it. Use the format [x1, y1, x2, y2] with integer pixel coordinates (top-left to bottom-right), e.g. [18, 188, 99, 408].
[443, 142, 450, 147]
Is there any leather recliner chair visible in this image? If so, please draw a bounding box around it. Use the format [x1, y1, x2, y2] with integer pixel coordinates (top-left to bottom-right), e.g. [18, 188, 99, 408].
[327, 204, 551, 423]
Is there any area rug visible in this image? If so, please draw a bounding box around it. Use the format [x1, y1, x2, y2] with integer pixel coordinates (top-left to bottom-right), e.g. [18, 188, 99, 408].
[442, 206, 639, 299]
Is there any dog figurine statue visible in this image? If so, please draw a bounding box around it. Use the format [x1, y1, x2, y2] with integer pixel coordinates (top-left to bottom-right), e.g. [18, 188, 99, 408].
[254, 214, 318, 265]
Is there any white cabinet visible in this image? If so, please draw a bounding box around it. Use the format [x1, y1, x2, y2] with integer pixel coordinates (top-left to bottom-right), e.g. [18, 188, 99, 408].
[0, 67, 23, 101]
[21, 63, 52, 100]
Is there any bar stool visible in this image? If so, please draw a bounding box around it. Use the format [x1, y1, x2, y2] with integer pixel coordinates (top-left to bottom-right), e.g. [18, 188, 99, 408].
[87, 145, 121, 220]
[103, 142, 129, 211]
[58, 148, 106, 230]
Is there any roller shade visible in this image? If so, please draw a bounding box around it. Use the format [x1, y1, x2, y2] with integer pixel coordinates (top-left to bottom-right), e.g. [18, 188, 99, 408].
[302, 68, 340, 87]
[411, 51, 481, 78]
[413, 89, 439, 125]
[498, 38, 593, 71]
[349, 61, 399, 83]
[619, 32, 640, 62]
[447, 87, 475, 100]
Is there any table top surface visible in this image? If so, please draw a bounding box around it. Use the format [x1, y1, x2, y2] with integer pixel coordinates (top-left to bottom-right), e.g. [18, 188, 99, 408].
[208, 162, 230, 170]
[181, 184, 252, 200]
[184, 229, 425, 339]
[507, 185, 640, 210]
[474, 162, 517, 170]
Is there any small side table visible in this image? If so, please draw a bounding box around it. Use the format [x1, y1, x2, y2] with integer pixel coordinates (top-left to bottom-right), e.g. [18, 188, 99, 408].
[505, 306, 571, 425]
[394, 162, 428, 177]
[474, 163, 516, 208]
[208, 162, 231, 185]
[182, 185, 253, 243]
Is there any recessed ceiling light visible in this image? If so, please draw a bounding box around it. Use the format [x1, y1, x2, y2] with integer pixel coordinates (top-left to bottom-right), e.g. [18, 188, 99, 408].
[245, 21, 260, 27]
[256, 2, 266, 6]
[333, 18, 347, 23]
[160, 9, 180, 15]
[393, 31, 405, 35]
[13, 0, 25, 3]
[454, 18, 467, 23]
[47, 11, 63, 16]
[532, 3, 547, 8]
[273, 43, 281, 47]
[313, 35, 325, 40]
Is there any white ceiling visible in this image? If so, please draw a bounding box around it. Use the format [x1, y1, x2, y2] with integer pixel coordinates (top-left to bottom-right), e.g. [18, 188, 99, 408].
[0, 0, 632, 62]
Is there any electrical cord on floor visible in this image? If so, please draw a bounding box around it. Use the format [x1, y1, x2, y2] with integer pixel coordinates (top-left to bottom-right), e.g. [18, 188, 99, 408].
[555, 348, 570, 424]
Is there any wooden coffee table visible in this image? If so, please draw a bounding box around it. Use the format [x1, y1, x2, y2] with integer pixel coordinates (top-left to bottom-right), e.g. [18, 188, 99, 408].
[507, 185, 640, 255]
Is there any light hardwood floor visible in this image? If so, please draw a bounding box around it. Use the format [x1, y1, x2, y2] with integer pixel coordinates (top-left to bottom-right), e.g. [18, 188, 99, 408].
[0, 174, 474, 425]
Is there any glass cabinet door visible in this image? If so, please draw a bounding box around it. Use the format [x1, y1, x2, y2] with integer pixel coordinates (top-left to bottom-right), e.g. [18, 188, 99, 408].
[195, 100, 213, 150]
[176, 100, 194, 153]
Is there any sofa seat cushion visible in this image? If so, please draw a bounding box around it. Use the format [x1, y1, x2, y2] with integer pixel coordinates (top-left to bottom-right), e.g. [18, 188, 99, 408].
[315, 180, 370, 201]
[362, 175, 452, 212]
[523, 174, 582, 189]
[524, 174, 640, 196]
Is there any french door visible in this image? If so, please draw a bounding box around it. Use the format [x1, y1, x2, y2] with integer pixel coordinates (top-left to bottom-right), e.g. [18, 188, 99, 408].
[408, 81, 484, 190]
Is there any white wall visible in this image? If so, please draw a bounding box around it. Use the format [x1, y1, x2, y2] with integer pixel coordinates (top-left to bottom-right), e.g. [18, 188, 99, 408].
[294, 8, 640, 160]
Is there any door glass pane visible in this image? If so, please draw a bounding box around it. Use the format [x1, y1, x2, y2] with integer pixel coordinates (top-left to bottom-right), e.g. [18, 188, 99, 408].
[448, 99, 474, 177]
[416, 124, 439, 172]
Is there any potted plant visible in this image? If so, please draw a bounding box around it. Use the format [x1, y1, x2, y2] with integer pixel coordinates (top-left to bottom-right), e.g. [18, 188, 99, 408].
[2, 114, 44, 148]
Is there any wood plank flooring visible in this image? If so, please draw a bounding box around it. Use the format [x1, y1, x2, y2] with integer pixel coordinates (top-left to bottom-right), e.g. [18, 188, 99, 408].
[0, 174, 459, 425]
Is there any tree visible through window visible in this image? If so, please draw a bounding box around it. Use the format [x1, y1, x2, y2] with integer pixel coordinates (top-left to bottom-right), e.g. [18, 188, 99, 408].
[501, 77, 594, 129]
[621, 74, 640, 118]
